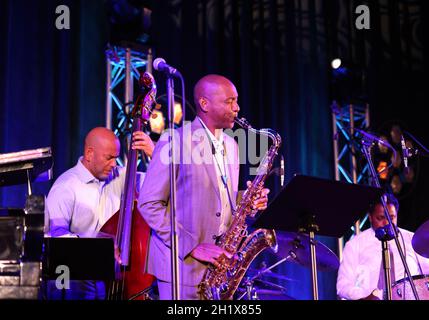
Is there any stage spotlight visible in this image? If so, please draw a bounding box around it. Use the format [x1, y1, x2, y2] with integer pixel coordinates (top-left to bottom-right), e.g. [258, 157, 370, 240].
[173, 101, 183, 125]
[149, 110, 165, 134]
[331, 59, 349, 77]
[148, 101, 183, 135]
[372, 121, 419, 199]
[331, 58, 342, 70]
[330, 58, 367, 104]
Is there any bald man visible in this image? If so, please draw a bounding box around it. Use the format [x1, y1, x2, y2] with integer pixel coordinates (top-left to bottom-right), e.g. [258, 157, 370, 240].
[45, 127, 154, 299]
[138, 74, 269, 300]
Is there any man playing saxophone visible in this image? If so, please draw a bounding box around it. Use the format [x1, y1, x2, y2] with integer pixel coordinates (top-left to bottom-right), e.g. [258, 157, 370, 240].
[138, 74, 270, 299]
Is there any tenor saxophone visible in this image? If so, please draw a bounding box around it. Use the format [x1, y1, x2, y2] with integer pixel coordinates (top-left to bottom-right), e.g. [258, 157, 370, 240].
[198, 117, 282, 300]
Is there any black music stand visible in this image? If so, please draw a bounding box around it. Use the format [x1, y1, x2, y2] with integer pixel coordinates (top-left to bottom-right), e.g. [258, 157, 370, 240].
[43, 237, 115, 281]
[253, 174, 384, 300]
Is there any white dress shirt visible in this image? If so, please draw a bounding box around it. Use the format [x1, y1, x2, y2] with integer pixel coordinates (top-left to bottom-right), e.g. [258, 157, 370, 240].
[197, 117, 232, 235]
[337, 227, 429, 300]
[45, 157, 144, 237]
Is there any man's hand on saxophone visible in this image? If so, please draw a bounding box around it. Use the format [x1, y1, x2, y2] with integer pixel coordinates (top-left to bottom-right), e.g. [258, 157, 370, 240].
[246, 180, 270, 214]
[190, 243, 233, 268]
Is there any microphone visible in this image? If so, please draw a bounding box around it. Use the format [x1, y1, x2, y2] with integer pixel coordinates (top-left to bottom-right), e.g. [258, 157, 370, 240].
[153, 58, 182, 78]
[401, 135, 409, 171]
[375, 224, 398, 241]
[280, 155, 285, 187]
[353, 128, 391, 148]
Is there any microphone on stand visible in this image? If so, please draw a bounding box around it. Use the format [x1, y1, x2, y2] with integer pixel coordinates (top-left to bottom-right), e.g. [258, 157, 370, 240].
[153, 58, 182, 78]
[353, 128, 391, 148]
[404, 131, 429, 158]
[401, 135, 409, 173]
[353, 128, 397, 164]
[280, 155, 285, 187]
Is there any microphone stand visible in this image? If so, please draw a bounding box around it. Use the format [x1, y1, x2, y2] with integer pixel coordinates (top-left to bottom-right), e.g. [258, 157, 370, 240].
[381, 240, 393, 300]
[359, 137, 419, 300]
[166, 75, 180, 300]
[374, 225, 394, 300]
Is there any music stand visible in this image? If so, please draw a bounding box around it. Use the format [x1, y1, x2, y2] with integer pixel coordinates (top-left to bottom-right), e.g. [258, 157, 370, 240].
[43, 237, 115, 280]
[253, 174, 384, 300]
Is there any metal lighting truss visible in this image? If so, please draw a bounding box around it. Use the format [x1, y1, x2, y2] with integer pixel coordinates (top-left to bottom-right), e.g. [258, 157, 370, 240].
[105, 45, 153, 167]
[332, 103, 370, 259]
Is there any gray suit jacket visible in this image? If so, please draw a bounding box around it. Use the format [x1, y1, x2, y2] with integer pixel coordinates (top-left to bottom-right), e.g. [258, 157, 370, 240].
[138, 118, 240, 286]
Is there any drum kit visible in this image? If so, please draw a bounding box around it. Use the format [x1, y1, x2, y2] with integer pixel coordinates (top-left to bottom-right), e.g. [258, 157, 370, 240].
[393, 219, 429, 301]
[412, 219, 429, 259]
[237, 219, 429, 300]
[237, 231, 340, 300]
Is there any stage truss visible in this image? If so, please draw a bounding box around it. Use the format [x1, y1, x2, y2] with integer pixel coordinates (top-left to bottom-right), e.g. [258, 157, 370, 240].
[332, 103, 370, 258]
[105, 45, 153, 167]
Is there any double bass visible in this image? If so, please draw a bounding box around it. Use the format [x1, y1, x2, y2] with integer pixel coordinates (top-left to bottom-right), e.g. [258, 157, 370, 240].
[100, 72, 157, 300]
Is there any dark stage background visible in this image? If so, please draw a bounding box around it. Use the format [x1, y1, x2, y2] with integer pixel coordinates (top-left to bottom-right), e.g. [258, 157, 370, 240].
[1, 0, 428, 300]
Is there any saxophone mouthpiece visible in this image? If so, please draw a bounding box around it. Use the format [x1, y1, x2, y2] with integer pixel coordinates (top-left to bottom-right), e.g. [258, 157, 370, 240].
[234, 117, 252, 129]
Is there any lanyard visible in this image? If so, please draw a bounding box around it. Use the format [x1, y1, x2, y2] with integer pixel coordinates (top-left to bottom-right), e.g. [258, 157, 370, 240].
[198, 118, 236, 213]
[211, 140, 236, 214]
[212, 142, 228, 186]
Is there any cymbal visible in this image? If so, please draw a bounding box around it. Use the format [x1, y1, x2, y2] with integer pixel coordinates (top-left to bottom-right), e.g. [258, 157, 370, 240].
[255, 289, 296, 300]
[258, 272, 297, 282]
[412, 219, 429, 258]
[253, 278, 288, 291]
[246, 268, 297, 282]
[275, 231, 340, 272]
[236, 286, 295, 300]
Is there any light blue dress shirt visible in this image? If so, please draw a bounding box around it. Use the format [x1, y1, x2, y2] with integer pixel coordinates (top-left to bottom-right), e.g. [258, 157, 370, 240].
[45, 157, 144, 237]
